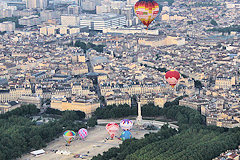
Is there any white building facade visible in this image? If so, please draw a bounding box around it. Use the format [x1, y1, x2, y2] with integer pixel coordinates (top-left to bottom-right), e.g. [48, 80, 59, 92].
[0, 21, 15, 32]
[80, 14, 126, 31]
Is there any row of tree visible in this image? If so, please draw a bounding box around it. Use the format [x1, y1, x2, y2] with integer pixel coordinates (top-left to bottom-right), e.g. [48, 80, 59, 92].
[45, 107, 86, 120]
[0, 105, 96, 160]
[93, 124, 240, 160]
[141, 63, 188, 78]
[208, 25, 240, 34]
[74, 41, 105, 53]
[94, 104, 137, 119]
[125, 126, 240, 160]
[156, 0, 174, 6]
[94, 96, 204, 127]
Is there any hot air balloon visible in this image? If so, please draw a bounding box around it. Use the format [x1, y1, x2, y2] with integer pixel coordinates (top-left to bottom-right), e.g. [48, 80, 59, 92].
[165, 70, 181, 88]
[106, 123, 119, 139]
[63, 130, 76, 145]
[134, 0, 159, 29]
[117, 131, 133, 141]
[78, 128, 88, 140]
[120, 119, 133, 131]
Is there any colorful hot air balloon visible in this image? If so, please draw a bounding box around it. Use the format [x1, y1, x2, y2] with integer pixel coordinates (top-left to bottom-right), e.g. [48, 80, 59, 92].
[78, 128, 88, 140]
[63, 130, 76, 145]
[117, 131, 133, 141]
[134, 0, 159, 29]
[106, 123, 119, 139]
[120, 119, 133, 131]
[165, 70, 181, 88]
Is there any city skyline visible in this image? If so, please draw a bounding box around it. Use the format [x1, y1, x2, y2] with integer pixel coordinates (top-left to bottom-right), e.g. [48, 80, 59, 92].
[0, 0, 240, 159]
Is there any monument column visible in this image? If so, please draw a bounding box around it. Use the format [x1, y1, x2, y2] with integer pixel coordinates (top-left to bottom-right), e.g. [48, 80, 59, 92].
[135, 100, 142, 126]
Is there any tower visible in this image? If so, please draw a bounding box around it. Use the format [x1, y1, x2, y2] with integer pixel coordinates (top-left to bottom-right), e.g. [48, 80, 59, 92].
[135, 100, 142, 126]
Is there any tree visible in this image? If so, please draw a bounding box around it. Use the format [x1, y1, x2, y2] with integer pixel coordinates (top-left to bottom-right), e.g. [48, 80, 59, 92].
[75, 111, 86, 120]
[210, 19, 218, 26]
[87, 116, 97, 127]
[45, 108, 62, 115]
[75, 41, 87, 51]
[187, 21, 193, 25]
[62, 110, 79, 121]
[194, 80, 203, 94]
[0, 104, 87, 160]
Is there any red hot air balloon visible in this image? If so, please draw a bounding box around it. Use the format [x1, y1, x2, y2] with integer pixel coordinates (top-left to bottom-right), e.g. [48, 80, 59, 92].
[106, 123, 119, 139]
[165, 70, 180, 88]
[134, 0, 159, 29]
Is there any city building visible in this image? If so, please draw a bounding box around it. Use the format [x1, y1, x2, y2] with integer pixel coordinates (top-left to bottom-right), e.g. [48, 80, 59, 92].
[0, 101, 20, 114]
[79, 14, 126, 31]
[51, 96, 100, 117]
[215, 76, 235, 89]
[61, 15, 80, 26]
[81, 0, 97, 11]
[26, 0, 47, 9]
[0, 21, 15, 32]
[18, 95, 41, 108]
[0, 9, 13, 18]
[103, 27, 159, 35]
[40, 25, 89, 35]
[0, 87, 32, 103]
[161, 14, 186, 21]
[179, 97, 209, 112]
[68, 5, 81, 15]
[19, 15, 41, 26]
[40, 10, 59, 22]
[138, 36, 186, 47]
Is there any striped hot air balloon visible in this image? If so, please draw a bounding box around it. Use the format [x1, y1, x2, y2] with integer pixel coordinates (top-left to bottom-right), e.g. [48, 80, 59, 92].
[120, 119, 133, 131]
[134, 0, 160, 29]
[165, 70, 181, 88]
[106, 123, 119, 139]
[78, 128, 88, 140]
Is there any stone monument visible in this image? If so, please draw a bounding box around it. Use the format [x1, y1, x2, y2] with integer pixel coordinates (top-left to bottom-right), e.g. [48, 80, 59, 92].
[135, 101, 142, 126]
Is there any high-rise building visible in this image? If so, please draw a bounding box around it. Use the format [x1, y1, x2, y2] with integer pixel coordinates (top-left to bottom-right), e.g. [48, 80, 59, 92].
[61, 15, 80, 26]
[0, 3, 17, 18]
[81, 0, 96, 11]
[0, 9, 12, 18]
[39, 0, 48, 9]
[26, 0, 47, 9]
[96, 4, 110, 14]
[67, 5, 81, 15]
[0, 21, 15, 32]
[121, 7, 134, 26]
[79, 14, 126, 31]
[26, 0, 37, 8]
[40, 10, 59, 22]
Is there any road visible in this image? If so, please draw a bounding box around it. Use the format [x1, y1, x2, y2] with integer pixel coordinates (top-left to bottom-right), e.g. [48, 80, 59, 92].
[85, 50, 106, 107]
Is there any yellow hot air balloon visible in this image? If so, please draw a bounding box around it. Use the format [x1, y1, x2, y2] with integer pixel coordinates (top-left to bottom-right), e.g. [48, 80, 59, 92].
[134, 0, 160, 29]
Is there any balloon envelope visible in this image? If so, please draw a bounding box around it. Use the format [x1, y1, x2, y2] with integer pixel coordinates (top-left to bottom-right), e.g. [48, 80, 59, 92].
[118, 131, 133, 141]
[120, 119, 133, 131]
[78, 128, 88, 140]
[134, 0, 159, 28]
[106, 123, 119, 139]
[63, 130, 76, 144]
[165, 70, 180, 88]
